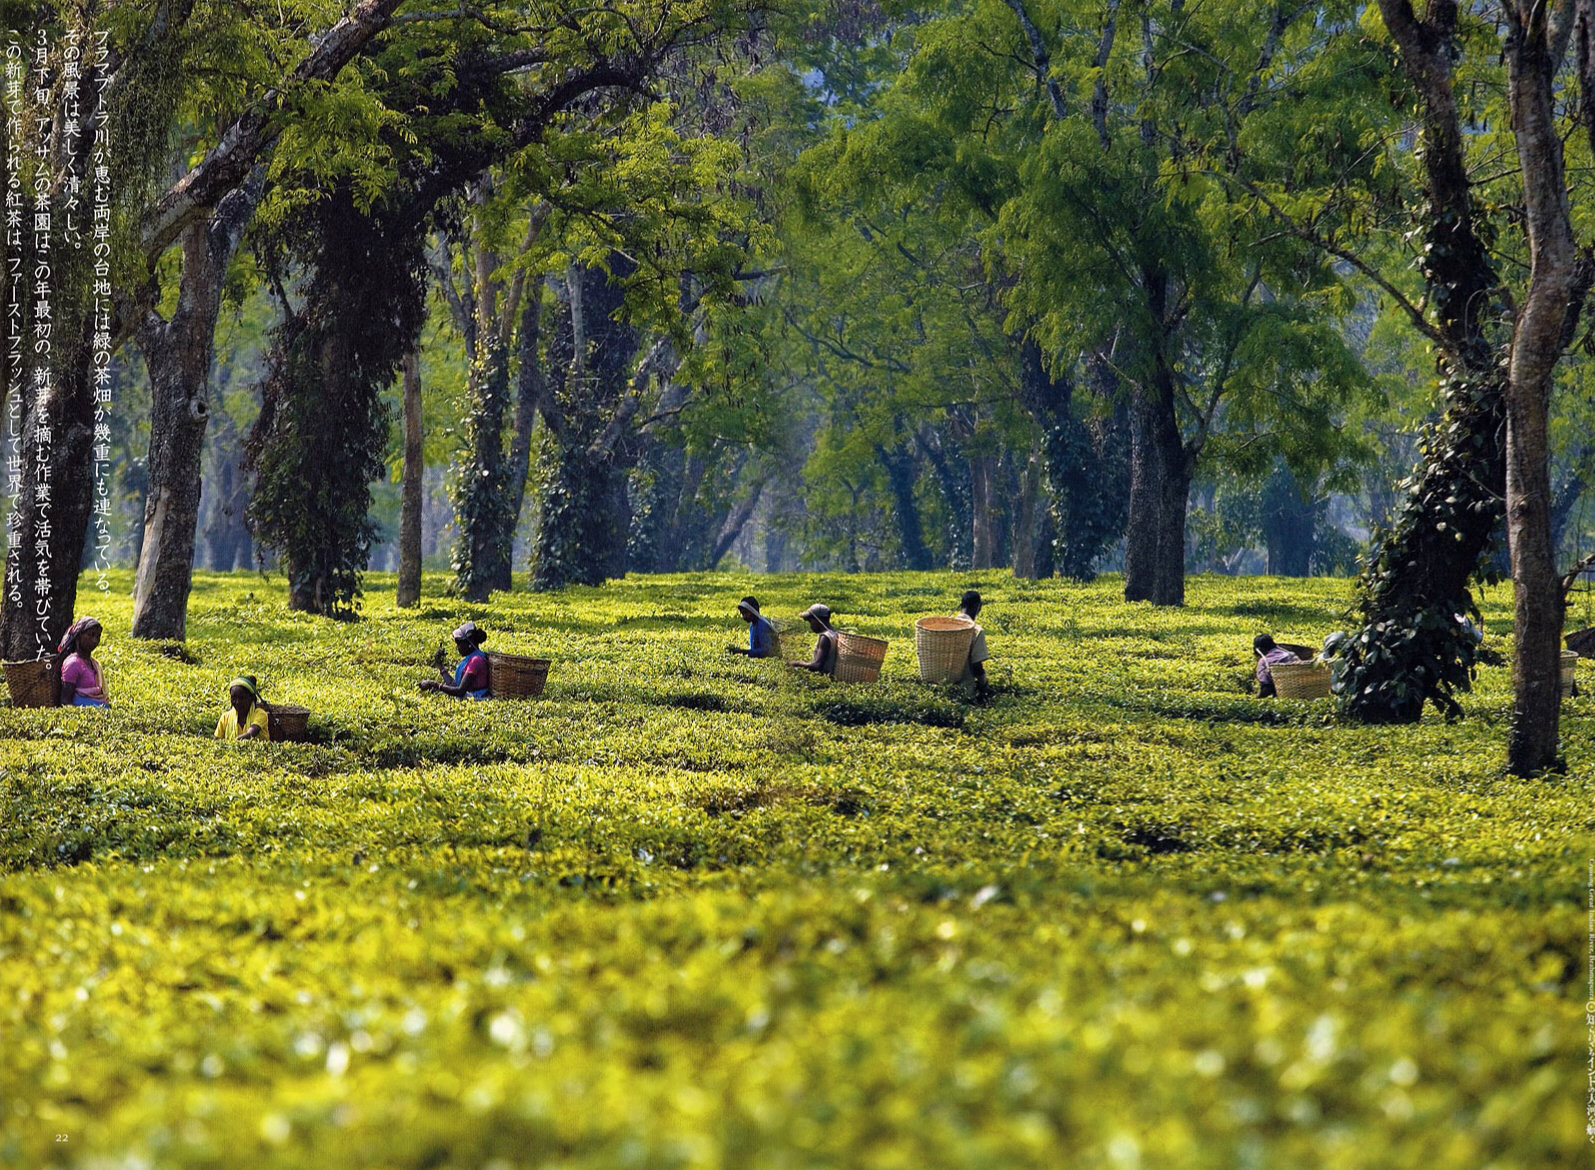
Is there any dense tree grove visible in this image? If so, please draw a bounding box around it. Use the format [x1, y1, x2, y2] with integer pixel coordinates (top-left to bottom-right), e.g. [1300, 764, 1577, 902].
[5, 0, 1595, 771]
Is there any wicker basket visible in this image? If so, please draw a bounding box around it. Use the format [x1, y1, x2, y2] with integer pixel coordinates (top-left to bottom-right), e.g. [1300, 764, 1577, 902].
[267, 705, 311, 742]
[486, 651, 550, 699]
[914, 616, 977, 683]
[4, 659, 60, 708]
[1562, 650, 1579, 699]
[1567, 627, 1595, 658]
[833, 632, 888, 684]
[1271, 659, 1332, 700]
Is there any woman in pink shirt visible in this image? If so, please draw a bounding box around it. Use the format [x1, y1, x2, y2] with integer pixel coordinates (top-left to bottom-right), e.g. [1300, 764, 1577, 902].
[58, 616, 110, 708]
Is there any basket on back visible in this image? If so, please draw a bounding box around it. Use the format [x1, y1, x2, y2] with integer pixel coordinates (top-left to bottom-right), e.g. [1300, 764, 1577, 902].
[1271, 659, 1332, 700]
[486, 651, 550, 699]
[1567, 627, 1595, 658]
[268, 705, 311, 743]
[833, 633, 888, 684]
[4, 659, 60, 708]
[914, 616, 976, 683]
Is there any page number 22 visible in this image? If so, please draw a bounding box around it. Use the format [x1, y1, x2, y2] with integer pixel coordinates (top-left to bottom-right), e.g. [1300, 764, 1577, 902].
[55, 1134, 69, 1143]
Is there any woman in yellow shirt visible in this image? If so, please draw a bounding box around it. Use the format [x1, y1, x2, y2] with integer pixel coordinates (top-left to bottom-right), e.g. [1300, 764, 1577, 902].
[215, 677, 270, 741]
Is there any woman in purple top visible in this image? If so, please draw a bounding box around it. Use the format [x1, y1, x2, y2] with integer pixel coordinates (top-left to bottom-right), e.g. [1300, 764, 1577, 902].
[1253, 634, 1299, 700]
[58, 616, 110, 708]
[420, 622, 492, 699]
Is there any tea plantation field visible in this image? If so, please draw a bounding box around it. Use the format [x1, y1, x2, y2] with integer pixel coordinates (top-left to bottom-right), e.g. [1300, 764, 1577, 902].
[1, 570, 1590, 1169]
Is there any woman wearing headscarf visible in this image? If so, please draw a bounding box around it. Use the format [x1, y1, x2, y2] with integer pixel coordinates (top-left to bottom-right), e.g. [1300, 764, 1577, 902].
[57, 616, 110, 708]
[420, 621, 492, 699]
[216, 676, 270, 741]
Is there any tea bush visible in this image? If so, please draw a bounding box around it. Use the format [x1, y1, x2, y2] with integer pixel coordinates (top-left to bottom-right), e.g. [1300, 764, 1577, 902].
[0, 570, 1589, 1169]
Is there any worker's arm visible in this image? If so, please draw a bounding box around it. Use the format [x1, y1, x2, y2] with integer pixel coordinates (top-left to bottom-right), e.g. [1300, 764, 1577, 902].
[792, 635, 833, 672]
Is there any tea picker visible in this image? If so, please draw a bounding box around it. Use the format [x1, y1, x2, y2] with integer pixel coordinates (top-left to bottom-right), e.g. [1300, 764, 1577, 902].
[1252, 635, 1301, 700]
[789, 604, 841, 677]
[954, 590, 993, 702]
[216, 676, 270, 741]
[727, 596, 779, 659]
[58, 616, 111, 708]
[420, 622, 492, 699]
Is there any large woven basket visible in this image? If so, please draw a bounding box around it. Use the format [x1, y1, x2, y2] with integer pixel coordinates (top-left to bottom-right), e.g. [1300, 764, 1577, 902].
[4, 659, 59, 708]
[267, 705, 311, 742]
[833, 632, 888, 684]
[486, 651, 550, 699]
[914, 616, 977, 683]
[1271, 659, 1331, 700]
[1562, 650, 1579, 699]
[1567, 627, 1595, 658]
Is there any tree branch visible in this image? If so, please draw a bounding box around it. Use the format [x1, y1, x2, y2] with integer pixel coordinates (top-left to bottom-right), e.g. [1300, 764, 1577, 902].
[142, 0, 407, 263]
[1002, 0, 1068, 120]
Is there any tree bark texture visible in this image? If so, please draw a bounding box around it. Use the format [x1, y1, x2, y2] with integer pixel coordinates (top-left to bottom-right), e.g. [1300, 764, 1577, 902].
[0, 340, 95, 662]
[397, 350, 424, 608]
[132, 178, 261, 640]
[1123, 365, 1191, 606]
[1500, 0, 1588, 773]
[1, 33, 113, 659]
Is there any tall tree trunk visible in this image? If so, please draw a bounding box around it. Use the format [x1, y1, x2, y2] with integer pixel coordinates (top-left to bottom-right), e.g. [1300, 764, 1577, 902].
[915, 426, 972, 569]
[2, 36, 110, 658]
[1261, 464, 1318, 576]
[969, 448, 997, 570]
[397, 349, 423, 608]
[1016, 338, 1128, 582]
[1012, 452, 1044, 580]
[1335, 0, 1516, 722]
[1500, 0, 1587, 774]
[709, 479, 766, 567]
[493, 280, 545, 592]
[876, 442, 932, 570]
[1124, 381, 1189, 606]
[530, 260, 639, 590]
[458, 333, 512, 602]
[132, 179, 258, 639]
[0, 342, 95, 662]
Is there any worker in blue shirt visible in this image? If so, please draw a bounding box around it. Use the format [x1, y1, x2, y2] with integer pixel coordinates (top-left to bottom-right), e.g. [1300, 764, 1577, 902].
[728, 596, 779, 659]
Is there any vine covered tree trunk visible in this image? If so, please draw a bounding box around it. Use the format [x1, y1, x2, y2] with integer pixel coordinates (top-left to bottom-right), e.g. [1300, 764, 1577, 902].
[247, 188, 427, 618]
[530, 260, 640, 591]
[1334, 0, 1516, 722]
[397, 350, 423, 608]
[444, 202, 546, 601]
[456, 331, 515, 601]
[1016, 339, 1129, 582]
